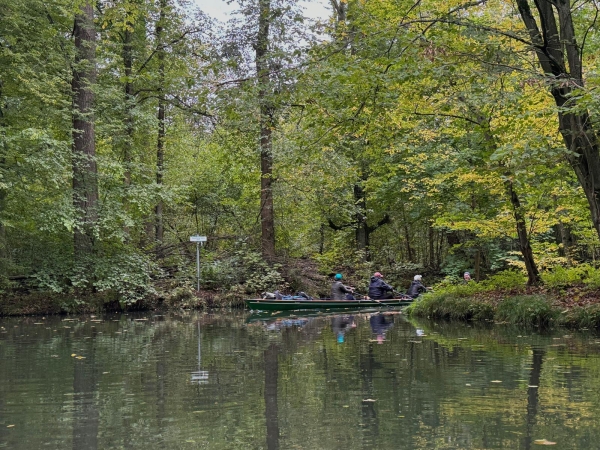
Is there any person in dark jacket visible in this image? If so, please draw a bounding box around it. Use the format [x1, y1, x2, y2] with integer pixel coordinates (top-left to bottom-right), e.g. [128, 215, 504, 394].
[406, 274, 427, 298]
[331, 273, 354, 300]
[368, 272, 394, 299]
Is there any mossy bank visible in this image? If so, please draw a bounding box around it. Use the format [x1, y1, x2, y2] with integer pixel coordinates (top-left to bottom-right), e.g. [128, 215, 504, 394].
[407, 267, 600, 329]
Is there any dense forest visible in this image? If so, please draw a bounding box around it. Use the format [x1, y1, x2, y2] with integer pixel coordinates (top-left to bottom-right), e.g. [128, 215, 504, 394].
[2, 0, 600, 306]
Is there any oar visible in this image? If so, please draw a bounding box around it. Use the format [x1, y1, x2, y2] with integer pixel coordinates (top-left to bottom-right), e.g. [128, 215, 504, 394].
[355, 290, 394, 309]
[393, 290, 413, 301]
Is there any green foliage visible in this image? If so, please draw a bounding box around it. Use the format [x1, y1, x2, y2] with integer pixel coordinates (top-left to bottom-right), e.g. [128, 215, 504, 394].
[406, 294, 494, 321]
[431, 270, 526, 298]
[559, 304, 600, 329]
[541, 264, 598, 289]
[495, 295, 557, 327]
[198, 247, 287, 296]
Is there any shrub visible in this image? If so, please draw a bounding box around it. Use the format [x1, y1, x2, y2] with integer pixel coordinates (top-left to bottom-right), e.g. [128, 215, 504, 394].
[541, 265, 588, 288]
[495, 295, 556, 327]
[407, 293, 493, 321]
[559, 304, 600, 329]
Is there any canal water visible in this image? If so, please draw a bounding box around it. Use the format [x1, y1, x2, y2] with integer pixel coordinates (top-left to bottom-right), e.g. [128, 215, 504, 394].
[0, 309, 598, 449]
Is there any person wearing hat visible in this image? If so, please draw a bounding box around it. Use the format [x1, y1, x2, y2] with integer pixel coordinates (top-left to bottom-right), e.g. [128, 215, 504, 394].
[406, 274, 427, 298]
[368, 272, 395, 299]
[331, 273, 354, 300]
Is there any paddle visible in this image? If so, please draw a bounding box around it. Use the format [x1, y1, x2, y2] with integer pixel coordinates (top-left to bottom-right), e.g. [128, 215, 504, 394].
[354, 289, 395, 309]
[393, 290, 413, 300]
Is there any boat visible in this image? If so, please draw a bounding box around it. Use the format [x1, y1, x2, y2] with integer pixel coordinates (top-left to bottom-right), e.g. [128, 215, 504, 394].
[244, 297, 414, 311]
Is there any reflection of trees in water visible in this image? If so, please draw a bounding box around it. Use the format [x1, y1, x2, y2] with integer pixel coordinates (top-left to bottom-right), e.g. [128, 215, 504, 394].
[3, 312, 600, 448]
[523, 348, 544, 450]
[72, 341, 99, 450]
[264, 344, 280, 450]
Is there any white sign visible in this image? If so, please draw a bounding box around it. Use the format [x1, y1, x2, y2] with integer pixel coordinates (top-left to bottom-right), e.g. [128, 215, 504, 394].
[190, 235, 207, 242]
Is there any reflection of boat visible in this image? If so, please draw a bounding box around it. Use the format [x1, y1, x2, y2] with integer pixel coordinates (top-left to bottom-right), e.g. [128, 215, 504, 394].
[245, 308, 399, 324]
[245, 298, 413, 311]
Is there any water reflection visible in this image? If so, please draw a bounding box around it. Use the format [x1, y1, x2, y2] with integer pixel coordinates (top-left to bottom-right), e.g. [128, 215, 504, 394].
[331, 315, 356, 343]
[1, 312, 600, 448]
[369, 313, 393, 344]
[191, 322, 209, 384]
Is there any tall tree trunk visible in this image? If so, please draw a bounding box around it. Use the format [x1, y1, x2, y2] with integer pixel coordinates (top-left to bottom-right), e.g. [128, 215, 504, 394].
[123, 25, 133, 189]
[122, 13, 135, 240]
[516, 0, 600, 241]
[72, 2, 98, 257]
[155, 0, 166, 246]
[0, 81, 7, 262]
[428, 223, 435, 269]
[256, 0, 276, 259]
[354, 183, 368, 254]
[506, 180, 541, 285]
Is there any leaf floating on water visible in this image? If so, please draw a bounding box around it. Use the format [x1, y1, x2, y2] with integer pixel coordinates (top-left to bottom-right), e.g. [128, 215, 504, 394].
[362, 399, 376, 402]
[466, 384, 471, 386]
[103, 372, 110, 374]
[75, 356, 86, 360]
[7, 425, 15, 428]
[343, 405, 349, 408]
[33, 323, 43, 325]
[534, 439, 556, 445]
[491, 380, 502, 383]
[71, 354, 77, 357]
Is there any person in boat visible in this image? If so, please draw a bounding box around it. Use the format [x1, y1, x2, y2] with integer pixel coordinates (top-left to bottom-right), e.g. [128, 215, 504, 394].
[331, 273, 354, 300]
[368, 272, 395, 299]
[406, 274, 429, 298]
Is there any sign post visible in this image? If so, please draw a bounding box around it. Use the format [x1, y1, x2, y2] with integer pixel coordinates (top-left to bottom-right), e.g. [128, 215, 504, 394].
[190, 235, 207, 291]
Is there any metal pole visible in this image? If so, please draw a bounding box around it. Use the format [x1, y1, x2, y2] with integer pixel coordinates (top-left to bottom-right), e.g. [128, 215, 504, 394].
[196, 242, 200, 291]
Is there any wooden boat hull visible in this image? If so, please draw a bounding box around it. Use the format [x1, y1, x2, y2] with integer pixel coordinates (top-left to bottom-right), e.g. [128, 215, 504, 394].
[245, 298, 414, 311]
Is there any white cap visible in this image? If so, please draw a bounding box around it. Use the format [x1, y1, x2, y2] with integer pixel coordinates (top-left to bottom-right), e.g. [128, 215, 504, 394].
[414, 275, 422, 281]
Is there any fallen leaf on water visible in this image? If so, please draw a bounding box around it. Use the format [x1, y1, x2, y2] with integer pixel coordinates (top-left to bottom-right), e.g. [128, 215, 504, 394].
[534, 439, 556, 445]
[362, 399, 376, 402]
[491, 380, 502, 383]
[466, 384, 471, 386]
[7, 425, 14, 428]
[75, 356, 86, 360]
[103, 372, 110, 374]
[343, 405, 349, 408]
[71, 354, 77, 357]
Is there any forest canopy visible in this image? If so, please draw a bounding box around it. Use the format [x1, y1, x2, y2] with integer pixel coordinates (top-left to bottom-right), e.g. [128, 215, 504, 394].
[1, 0, 600, 304]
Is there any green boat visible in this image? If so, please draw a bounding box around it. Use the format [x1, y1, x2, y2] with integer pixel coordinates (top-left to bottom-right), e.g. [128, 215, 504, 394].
[244, 297, 414, 311]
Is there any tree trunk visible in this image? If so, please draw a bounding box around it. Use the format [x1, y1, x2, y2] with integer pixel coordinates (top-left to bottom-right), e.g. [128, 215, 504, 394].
[428, 223, 435, 269]
[72, 2, 98, 257]
[0, 82, 7, 262]
[155, 0, 166, 246]
[354, 183, 368, 254]
[122, 14, 135, 240]
[256, 0, 276, 260]
[123, 25, 133, 189]
[516, 0, 600, 241]
[506, 180, 541, 285]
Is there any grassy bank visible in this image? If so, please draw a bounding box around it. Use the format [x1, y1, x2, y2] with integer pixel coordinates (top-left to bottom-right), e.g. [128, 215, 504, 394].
[406, 267, 600, 329]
